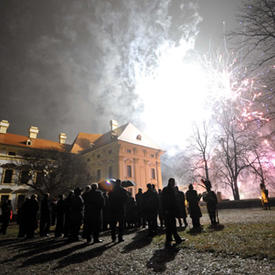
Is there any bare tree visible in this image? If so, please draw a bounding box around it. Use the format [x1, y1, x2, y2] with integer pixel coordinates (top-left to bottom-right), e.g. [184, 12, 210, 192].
[192, 122, 211, 181]
[230, 0, 275, 69]
[1, 149, 90, 197]
[247, 142, 275, 189]
[228, 0, 275, 124]
[214, 106, 257, 200]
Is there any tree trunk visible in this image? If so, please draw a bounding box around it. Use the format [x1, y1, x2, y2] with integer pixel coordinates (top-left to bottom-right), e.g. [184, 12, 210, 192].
[233, 179, 240, 200]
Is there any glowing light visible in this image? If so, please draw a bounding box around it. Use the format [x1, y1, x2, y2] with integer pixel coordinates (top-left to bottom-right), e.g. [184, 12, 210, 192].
[134, 41, 239, 152]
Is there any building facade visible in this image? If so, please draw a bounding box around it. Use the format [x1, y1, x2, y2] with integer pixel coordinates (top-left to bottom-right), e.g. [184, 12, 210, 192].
[0, 119, 164, 210]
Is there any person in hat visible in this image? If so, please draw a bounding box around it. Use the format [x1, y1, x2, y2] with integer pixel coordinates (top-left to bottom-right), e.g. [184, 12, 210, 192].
[109, 179, 128, 242]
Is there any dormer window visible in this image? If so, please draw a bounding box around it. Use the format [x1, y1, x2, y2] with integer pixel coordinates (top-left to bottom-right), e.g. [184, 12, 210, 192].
[136, 134, 142, 140]
[26, 139, 32, 146]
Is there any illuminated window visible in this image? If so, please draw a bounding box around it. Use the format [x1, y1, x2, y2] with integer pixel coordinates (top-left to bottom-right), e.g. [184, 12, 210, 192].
[151, 168, 156, 179]
[127, 165, 132, 177]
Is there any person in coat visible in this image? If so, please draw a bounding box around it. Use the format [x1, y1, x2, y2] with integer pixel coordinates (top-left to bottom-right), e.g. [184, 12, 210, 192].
[175, 187, 188, 228]
[25, 194, 39, 238]
[39, 193, 51, 237]
[202, 179, 218, 226]
[0, 199, 12, 235]
[55, 194, 65, 237]
[142, 183, 159, 236]
[161, 178, 183, 248]
[69, 187, 84, 241]
[83, 183, 105, 243]
[109, 179, 128, 242]
[186, 184, 202, 232]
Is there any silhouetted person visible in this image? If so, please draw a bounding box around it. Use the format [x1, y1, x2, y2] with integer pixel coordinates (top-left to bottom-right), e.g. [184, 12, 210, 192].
[63, 191, 74, 238]
[55, 194, 65, 237]
[125, 195, 138, 228]
[69, 187, 84, 241]
[135, 188, 145, 228]
[50, 198, 57, 226]
[202, 179, 218, 226]
[158, 189, 164, 228]
[109, 179, 128, 242]
[17, 197, 27, 238]
[1, 199, 12, 235]
[40, 193, 51, 237]
[82, 185, 91, 239]
[186, 184, 202, 232]
[175, 187, 188, 228]
[162, 178, 183, 248]
[143, 183, 159, 236]
[25, 194, 39, 238]
[83, 183, 105, 243]
[102, 192, 111, 231]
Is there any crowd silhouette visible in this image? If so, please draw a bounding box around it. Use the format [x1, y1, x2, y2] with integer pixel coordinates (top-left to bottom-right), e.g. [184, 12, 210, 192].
[1, 178, 221, 248]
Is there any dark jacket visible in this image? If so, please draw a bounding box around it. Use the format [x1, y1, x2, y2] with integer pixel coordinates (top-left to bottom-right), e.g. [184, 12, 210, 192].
[186, 189, 202, 219]
[109, 185, 128, 219]
[84, 189, 105, 217]
[161, 186, 179, 218]
[142, 190, 159, 218]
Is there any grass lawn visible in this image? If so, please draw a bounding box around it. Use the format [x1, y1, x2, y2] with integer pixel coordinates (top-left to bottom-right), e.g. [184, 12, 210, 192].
[154, 222, 275, 260]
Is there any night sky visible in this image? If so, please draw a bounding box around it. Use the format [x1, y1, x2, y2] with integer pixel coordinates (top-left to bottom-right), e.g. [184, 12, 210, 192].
[0, 0, 239, 144]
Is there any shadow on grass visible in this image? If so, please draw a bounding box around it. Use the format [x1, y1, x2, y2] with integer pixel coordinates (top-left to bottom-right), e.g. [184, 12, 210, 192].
[20, 242, 87, 267]
[55, 241, 117, 269]
[121, 229, 153, 253]
[0, 238, 20, 246]
[2, 238, 72, 264]
[147, 246, 180, 272]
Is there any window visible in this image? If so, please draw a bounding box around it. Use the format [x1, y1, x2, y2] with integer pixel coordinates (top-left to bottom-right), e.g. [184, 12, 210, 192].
[20, 171, 30, 185]
[87, 158, 90, 162]
[127, 149, 131, 153]
[127, 165, 132, 178]
[151, 154, 155, 158]
[8, 152, 16, 156]
[108, 149, 112, 154]
[108, 166, 113, 178]
[97, 154, 101, 159]
[96, 169, 101, 181]
[136, 134, 142, 140]
[151, 168, 156, 179]
[26, 139, 32, 146]
[3, 169, 13, 183]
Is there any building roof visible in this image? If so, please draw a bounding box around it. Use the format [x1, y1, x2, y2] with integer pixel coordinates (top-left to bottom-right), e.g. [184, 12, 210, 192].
[70, 132, 102, 154]
[82, 123, 162, 152]
[0, 133, 68, 152]
[118, 123, 162, 150]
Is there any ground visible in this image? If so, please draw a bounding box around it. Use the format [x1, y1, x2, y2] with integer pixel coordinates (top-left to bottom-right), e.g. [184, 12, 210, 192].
[0, 208, 274, 274]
